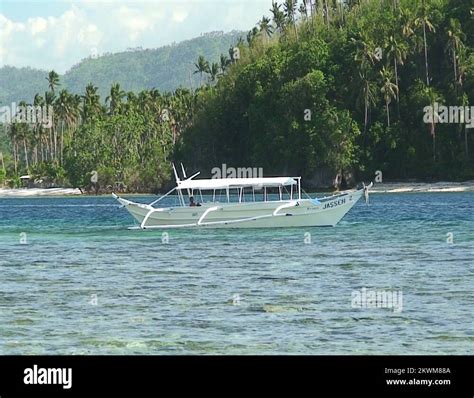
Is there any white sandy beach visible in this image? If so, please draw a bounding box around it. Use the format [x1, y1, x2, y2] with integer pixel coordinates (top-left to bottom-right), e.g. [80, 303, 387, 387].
[0, 181, 473, 197]
[370, 181, 474, 193]
[0, 188, 82, 197]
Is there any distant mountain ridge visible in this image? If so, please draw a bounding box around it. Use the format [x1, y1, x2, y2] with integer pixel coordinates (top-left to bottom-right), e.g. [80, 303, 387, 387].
[0, 30, 243, 106]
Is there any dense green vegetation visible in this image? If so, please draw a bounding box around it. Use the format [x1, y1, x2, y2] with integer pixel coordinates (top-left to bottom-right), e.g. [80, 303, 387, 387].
[1, 0, 473, 191]
[181, 0, 474, 184]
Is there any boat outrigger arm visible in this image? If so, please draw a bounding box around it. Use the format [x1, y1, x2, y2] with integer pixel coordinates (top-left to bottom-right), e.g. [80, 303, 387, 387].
[112, 194, 303, 229]
[112, 165, 373, 229]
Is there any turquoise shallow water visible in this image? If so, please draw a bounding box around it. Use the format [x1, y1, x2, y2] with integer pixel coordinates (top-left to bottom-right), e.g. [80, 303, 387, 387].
[0, 193, 473, 354]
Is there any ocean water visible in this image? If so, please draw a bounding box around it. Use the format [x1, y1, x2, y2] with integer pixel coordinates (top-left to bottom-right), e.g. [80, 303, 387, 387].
[0, 193, 473, 355]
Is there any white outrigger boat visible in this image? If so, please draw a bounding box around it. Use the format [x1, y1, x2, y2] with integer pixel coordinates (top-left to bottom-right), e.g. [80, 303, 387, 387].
[113, 165, 372, 229]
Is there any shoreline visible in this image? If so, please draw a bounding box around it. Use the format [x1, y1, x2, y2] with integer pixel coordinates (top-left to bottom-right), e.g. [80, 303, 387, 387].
[1, 181, 474, 197]
[369, 181, 474, 193]
[0, 188, 82, 197]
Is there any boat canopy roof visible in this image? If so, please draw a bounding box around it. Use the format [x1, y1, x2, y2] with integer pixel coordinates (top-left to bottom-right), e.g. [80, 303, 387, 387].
[177, 177, 297, 190]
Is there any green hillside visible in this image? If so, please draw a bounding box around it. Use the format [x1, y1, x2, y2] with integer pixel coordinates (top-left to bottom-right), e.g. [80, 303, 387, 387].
[0, 31, 243, 106]
[0, 66, 49, 106]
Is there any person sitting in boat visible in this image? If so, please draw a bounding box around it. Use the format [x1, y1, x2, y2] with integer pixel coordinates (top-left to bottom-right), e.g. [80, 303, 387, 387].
[189, 196, 201, 207]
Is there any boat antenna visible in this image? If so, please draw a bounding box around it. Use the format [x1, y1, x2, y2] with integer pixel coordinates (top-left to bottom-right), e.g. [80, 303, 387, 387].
[181, 163, 187, 179]
[180, 163, 191, 197]
[172, 163, 180, 183]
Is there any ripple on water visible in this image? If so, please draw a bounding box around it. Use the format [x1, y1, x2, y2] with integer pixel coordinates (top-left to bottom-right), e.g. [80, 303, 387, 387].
[0, 193, 473, 354]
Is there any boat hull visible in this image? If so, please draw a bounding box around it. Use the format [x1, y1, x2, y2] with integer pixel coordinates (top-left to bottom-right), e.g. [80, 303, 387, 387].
[114, 188, 366, 229]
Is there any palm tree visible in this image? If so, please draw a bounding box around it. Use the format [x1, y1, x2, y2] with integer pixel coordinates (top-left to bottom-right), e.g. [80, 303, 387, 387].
[323, 0, 330, 27]
[138, 90, 152, 114]
[352, 35, 379, 140]
[351, 35, 379, 70]
[270, 1, 286, 34]
[44, 91, 56, 161]
[456, 46, 470, 88]
[149, 87, 162, 102]
[455, 48, 471, 158]
[228, 46, 236, 64]
[33, 93, 44, 164]
[258, 16, 273, 43]
[299, 2, 307, 20]
[459, 92, 470, 158]
[283, 0, 298, 39]
[424, 86, 441, 162]
[55, 89, 79, 165]
[193, 55, 210, 86]
[386, 35, 408, 102]
[414, 0, 436, 86]
[337, 0, 346, 25]
[208, 62, 220, 83]
[0, 151, 5, 178]
[124, 92, 138, 114]
[82, 83, 101, 121]
[446, 18, 465, 84]
[357, 71, 377, 135]
[46, 70, 60, 94]
[15, 101, 30, 173]
[248, 27, 260, 46]
[164, 88, 194, 147]
[380, 67, 398, 127]
[106, 83, 126, 115]
[55, 89, 70, 165]
[400, 7, 415, 39]
[71, 94, 82, 124]
[8, 122, 19, 175]
[219, 54, 231, 73]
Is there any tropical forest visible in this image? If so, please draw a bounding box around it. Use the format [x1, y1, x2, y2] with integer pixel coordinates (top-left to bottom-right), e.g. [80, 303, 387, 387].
[0, 0, 473, 192]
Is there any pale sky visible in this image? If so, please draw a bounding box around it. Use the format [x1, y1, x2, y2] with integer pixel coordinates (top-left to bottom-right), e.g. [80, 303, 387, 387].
[0, 0, 272, 73]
